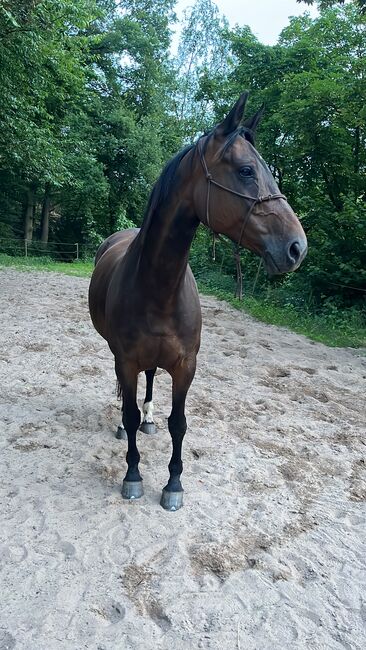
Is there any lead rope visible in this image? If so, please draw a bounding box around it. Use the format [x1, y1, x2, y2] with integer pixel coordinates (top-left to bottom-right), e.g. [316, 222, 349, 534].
[233, 201, 258, 299]
[234, 247, 243, 299]
[197, 136, 287, 299]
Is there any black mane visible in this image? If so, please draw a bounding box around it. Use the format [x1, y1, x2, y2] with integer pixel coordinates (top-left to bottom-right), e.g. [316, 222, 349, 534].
[139, 143, 195, 240]
[138, 124, 255, 243]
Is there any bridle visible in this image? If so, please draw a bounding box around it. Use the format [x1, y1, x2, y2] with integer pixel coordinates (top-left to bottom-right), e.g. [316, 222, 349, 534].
[197, 136, 287, 250]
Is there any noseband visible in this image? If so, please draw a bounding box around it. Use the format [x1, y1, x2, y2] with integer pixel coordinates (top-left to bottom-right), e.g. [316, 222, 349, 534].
[197, 137, 287, 249]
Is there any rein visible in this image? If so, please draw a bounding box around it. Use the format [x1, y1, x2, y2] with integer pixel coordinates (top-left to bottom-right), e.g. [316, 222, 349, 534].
[197, 136, 287, 298]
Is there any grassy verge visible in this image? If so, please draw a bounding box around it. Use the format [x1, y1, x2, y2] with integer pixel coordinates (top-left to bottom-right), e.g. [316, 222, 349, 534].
[0, 253, 93, 277]
[1, 254, 365, 349]
[197, 279, 366, 349]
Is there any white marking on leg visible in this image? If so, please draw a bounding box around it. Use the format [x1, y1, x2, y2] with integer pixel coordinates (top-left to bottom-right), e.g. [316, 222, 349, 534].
[143, 401, 154, 423]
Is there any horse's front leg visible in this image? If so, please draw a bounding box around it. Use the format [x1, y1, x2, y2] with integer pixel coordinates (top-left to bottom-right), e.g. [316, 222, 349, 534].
[115, 362, 143, 499]
[161, 358, 196, 511]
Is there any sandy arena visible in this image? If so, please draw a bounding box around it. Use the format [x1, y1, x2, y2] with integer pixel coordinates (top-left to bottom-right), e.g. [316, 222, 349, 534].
[0, 268, 365, 650]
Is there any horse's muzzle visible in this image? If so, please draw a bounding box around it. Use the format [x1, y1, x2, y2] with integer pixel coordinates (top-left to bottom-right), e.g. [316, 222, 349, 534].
[264, 237, 308, 275]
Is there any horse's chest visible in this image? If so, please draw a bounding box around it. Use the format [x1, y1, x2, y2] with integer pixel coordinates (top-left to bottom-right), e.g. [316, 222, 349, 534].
[123, 331, 189, 372]
[107, 290, 201, 370]
[145, 312, 178, 337]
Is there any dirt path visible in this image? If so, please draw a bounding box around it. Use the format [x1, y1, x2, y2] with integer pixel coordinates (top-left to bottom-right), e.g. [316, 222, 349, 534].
[0, 268, 365, 650]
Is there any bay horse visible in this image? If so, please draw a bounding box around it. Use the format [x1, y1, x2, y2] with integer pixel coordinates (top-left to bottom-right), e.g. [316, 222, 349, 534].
[88, 93, 307, 510]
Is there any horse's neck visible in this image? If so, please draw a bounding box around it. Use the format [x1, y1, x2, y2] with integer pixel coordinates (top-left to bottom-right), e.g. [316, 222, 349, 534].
[136, 199, 199, 304]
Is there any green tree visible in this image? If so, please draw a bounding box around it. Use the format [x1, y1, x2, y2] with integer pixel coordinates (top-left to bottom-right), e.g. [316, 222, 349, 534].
[92, 0, 181, 231]
[0, 0, 107, 243]
[175, 0, 230, 136]
[197, 4, 366, 305]
[298, 0, 366, 15]
[0, 0, 181, 251]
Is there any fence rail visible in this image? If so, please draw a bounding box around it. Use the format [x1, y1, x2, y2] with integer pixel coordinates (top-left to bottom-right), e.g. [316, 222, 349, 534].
[0, 237, 94, 260]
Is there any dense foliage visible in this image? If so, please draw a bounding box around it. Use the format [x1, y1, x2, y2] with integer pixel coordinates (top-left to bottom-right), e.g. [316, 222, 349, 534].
[0, 0, 180, 251]
[195, 2, 366, 310]
[0, 0, 365, 323]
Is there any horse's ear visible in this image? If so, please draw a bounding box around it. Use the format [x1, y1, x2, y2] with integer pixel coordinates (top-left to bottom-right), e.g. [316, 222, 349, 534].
[242, 103, 265, 134]
[215, 92, 249, 137]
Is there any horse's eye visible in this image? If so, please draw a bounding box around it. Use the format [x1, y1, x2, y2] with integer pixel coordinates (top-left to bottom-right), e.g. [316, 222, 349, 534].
[239, 166, 253, 178]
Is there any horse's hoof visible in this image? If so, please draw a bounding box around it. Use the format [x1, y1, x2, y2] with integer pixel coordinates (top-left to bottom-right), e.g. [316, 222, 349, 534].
[160, 488, 183, 511]
[116, 425, 127, 440]
[122, 480, 144, 500]
[139, 422, 157, 435]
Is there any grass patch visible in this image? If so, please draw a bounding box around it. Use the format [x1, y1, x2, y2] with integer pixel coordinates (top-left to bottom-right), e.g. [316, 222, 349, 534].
[2, 254, 365, 349]
[0, 253, 93, 277]
[197, 278, 366, 349]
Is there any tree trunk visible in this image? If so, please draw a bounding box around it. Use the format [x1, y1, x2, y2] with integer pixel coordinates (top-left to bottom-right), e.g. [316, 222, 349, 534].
[24, 187, 35, 241]
[40, 185, 51, 244]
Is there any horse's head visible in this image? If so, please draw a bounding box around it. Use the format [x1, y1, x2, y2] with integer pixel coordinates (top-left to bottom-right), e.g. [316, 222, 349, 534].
[194, 92, 307, 275]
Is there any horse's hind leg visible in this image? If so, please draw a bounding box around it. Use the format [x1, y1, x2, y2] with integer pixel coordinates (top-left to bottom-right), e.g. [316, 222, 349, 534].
[160, 359, 196, 511]
[116, 363, 143, 499]
[117, 368, 157, 439]
[139, 368, 157, 435]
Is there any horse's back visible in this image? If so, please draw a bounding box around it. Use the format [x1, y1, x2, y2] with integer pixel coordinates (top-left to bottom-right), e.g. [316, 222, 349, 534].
[89, 229, 139, 339]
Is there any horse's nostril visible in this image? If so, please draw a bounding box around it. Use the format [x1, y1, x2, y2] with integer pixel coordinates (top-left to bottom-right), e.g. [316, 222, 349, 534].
[289, 241, 301, 263]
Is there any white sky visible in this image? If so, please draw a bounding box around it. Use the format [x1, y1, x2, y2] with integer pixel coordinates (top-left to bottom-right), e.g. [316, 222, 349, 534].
[174, 0, 318, 46]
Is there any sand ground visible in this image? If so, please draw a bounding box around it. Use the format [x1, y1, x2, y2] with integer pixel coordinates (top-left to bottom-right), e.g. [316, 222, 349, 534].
[0, 268, 365, 650]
